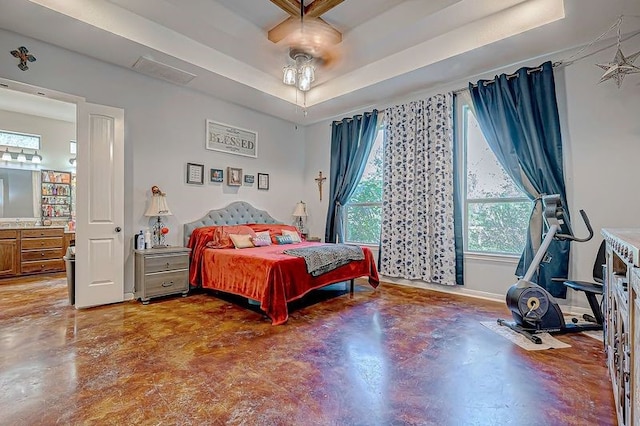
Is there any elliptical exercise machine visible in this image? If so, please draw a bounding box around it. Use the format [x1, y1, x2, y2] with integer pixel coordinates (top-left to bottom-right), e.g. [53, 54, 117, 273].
[497, 194, 601, 344]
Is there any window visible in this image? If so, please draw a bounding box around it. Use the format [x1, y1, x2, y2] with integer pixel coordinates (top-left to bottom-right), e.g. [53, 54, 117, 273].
[0, 129, 40, 150]
[456, 97, 530, 255]
[344, 127, 384, 245]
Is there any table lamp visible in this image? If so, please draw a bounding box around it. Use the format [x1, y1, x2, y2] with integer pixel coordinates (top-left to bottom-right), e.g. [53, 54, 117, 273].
[144, 186, 172, 247]
[292, 201, 307, 236]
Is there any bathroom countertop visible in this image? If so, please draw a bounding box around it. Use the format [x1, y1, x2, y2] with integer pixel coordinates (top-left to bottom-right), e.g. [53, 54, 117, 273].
[0, 224, 67, 230]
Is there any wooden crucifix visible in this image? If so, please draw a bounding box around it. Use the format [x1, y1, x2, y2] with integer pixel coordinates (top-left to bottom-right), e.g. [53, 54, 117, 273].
[315, 171, 327, 201]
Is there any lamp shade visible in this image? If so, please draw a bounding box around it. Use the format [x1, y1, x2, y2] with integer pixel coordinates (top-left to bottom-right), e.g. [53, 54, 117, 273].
[145, 193, 172, 217]
[292, 201, 307, 217]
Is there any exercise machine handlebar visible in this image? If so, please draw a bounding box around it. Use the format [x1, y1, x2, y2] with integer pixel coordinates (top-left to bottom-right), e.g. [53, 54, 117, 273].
[556, 209, 593, 243]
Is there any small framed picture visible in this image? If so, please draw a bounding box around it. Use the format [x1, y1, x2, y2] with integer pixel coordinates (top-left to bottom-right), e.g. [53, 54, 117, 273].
[244, 174, 255, 184]
[257, 173, 269, 190]
[186, 162, 204, 185]
[210, 168, 224, 183]
[227, 167, 243, 186]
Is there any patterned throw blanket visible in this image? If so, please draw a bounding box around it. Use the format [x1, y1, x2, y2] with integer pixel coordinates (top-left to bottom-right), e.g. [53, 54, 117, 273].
[283, 244, 365, 277]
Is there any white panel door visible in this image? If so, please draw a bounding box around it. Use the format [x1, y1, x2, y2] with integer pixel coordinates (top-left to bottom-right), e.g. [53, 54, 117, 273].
[75, 102, 124, 308]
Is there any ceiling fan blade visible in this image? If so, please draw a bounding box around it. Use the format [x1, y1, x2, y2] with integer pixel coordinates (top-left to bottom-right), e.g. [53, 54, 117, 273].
[305, 0, 344, 18]
[284, 17, 342, 67]
[269, 0, 302, 17]
[269, 16, 341, 44]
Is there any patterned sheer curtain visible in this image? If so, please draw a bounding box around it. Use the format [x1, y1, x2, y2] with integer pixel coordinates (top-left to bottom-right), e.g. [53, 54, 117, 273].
[380, 93, 457, 285]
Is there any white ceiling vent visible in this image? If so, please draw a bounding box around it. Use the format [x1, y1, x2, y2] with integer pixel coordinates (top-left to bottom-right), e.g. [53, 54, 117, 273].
[132, 56, 196, 85]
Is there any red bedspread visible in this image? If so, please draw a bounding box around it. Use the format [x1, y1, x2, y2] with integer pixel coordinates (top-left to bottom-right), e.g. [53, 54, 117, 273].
[191, 241, 379, 325]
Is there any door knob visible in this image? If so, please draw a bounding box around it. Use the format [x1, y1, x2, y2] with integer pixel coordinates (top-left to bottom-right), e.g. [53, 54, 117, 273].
[115, 227, 122, 233]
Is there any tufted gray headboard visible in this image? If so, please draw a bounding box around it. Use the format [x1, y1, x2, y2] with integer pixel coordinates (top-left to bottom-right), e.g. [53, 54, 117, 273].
[183, 201, 281, 245]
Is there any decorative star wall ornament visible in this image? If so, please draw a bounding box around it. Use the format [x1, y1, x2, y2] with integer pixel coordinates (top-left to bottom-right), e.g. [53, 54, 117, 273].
[592, 15, 640, 88]
[596, 48, 640, 88]
[10, 46, 36, 71]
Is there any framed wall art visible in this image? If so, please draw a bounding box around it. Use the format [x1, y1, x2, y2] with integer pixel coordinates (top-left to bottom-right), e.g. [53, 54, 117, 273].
[244, 174, 254, 184]
[186, 162, 204, 185]
[206, 120, 258, 158]
[257, 173, 269, 190]
[227, 167, 243, 186]
[210, 168, 224, 183]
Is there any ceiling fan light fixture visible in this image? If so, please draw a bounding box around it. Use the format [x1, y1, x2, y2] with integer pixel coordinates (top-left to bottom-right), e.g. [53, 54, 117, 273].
[300, 63, 315, 83]
[284, 49, 316, 92]
[298, 75, 312, 92]
[283, 65, 297, 85]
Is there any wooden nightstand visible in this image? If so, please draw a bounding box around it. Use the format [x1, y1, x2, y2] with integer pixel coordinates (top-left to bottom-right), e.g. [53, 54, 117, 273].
[134, 246, 191, 304]
[306, 236, 322, 242]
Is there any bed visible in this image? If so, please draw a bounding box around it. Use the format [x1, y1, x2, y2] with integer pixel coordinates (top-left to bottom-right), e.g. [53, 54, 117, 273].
[184, 201, 379, 325]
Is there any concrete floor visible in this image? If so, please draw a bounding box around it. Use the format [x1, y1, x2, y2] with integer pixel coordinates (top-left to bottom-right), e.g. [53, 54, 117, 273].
[0, 274, 615, 425]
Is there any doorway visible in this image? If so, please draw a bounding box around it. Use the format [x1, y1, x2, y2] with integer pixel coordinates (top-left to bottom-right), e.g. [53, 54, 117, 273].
[0, 78, 125, 308]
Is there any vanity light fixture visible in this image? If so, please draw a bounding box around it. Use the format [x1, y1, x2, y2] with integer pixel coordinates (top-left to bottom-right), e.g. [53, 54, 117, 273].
[0, 146, 43, 163]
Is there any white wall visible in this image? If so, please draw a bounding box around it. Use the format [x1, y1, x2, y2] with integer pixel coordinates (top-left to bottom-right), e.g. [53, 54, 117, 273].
[0, 29, 306, 294]
[303, 37, 640, 310]
[303, 121, 332, 240]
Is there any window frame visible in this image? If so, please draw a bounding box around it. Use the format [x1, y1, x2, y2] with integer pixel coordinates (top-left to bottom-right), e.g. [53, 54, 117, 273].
[455, 96, 530, 256]
[343, 126, 384, 246]
[0, 129, 41, 150]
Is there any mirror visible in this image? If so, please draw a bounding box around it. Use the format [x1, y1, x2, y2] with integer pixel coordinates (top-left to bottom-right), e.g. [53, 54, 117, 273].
[0, 168, 38, 218]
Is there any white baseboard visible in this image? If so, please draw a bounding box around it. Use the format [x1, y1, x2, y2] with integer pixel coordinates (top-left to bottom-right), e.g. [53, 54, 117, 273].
[379, 275, 599, 316]
[380, 275, 505, 303]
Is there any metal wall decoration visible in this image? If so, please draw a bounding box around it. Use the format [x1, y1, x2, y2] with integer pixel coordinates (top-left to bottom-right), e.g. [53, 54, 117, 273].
[314, 171, 326, 201]
[555, 15, 640, 89]
[595, 17, 640, 88]
[10, 46, 36, 71]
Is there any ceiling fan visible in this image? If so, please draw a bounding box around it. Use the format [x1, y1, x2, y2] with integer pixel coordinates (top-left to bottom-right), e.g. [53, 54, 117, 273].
[269, 0, 344, 73]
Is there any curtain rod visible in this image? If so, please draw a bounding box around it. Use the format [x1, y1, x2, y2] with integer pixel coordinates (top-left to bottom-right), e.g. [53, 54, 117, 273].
[468, 64, 547, 89]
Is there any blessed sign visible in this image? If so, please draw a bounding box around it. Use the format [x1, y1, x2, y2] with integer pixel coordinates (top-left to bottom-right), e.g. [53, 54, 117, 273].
[206, 120, 257, 158]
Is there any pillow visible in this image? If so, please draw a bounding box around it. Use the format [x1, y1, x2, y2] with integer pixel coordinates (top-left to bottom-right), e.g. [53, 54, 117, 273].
[229, 233, 255, 249]
[248, 224, 300, 244]
[252, 231, 272, 247]
[275, 234, 294, 245]
[206, 225, 256, 249]
[281, 229, 302, 243]
[252, 237, 271, 247]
